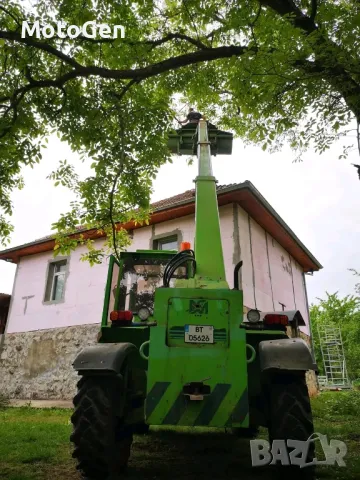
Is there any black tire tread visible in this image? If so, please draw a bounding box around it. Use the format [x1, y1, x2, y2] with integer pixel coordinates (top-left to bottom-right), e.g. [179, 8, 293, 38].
[267, 373, 315, 479]
[71, 376, 132, 479]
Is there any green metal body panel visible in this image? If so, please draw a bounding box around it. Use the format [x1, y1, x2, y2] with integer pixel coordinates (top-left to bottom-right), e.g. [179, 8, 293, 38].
[145, 287, 248, 427]
[194, 177, 227, 286]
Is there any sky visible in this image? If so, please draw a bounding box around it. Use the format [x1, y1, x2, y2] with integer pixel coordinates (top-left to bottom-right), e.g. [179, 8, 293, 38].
[0, 132, 359, 305]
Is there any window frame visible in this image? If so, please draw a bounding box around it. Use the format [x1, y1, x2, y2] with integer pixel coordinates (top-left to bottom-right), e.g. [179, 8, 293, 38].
[43, 257, 69, 305]
[152, 232, 180, 251]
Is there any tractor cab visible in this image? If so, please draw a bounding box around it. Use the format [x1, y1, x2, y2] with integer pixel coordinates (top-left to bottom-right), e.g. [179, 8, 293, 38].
[98, 250, 187, 347]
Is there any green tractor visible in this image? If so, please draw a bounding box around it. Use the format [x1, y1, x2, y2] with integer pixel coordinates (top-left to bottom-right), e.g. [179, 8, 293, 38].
[71, 120, 317, 479]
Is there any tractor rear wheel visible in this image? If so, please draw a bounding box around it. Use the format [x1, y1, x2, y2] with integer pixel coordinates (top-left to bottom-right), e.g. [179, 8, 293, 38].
[267, 373, 315, 479]
[71, 375, 132, 480]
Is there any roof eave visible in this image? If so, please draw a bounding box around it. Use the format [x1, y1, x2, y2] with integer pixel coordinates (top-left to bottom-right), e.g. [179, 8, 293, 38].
[0, 182, 322, 271]
[243, 181, 322, 270]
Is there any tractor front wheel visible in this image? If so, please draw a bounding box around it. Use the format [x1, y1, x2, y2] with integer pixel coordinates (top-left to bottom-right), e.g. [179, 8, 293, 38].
[266, 373, 315, 479]
[71, 375, 132, 479]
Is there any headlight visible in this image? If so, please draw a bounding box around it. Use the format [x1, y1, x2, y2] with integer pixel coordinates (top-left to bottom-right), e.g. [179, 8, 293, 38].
[247, 309, 261, 323]
[138, 306, 151, 321]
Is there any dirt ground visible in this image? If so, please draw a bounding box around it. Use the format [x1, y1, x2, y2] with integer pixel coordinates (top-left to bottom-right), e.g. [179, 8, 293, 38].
[129, 428, 273, 480]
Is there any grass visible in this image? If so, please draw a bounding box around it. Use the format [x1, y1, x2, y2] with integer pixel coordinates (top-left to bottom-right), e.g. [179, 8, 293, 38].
[0, 391, 359, 480]
[310, 390, 360, 479]
[0, 408, 76, 480]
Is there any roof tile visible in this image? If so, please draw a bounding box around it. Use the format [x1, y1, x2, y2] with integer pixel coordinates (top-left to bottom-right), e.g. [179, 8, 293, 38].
[28, 184, 238, 245]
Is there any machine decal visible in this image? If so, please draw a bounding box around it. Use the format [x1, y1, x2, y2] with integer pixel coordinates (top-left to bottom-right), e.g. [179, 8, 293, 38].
[145, 382, 171, 417]
[168, 326, 185, 339]
[147, 382, 246, 426]
[225, 388, 248, 425]
[193, 383, 231, 426]
[189, 299, 208, 315]
[162, 393, 188, 425]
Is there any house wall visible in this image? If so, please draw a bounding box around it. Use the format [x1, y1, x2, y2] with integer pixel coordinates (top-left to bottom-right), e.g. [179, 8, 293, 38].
[0, 202, 317, 400]
[5, 203, 310, 335]
[5, 205, 235, 334]
[237, 205, 310, 335]
[6, 247, 109, 334]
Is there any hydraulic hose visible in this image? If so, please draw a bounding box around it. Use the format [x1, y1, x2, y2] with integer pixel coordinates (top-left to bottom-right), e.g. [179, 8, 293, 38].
[233, 261, 243, 290]
[163, 249, 196, 287]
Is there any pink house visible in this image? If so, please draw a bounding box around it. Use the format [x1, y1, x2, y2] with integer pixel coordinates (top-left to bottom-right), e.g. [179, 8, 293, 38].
[0, 181, 321, 399]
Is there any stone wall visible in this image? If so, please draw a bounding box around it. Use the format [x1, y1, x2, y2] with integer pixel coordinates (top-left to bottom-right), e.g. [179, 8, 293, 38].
[0, 323, 319, 400]
[0, 324, 99, 400]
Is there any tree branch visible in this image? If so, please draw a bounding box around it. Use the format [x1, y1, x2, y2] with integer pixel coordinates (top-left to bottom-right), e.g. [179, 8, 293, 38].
[0, 43, 250, 106]
[0, 28, 211, 71]
[144, 32, 209, 50]
[109, 79, 141, 102]
[260, 0, 317, 33]
[0, 29, 248, 89]
[0, 30, 82, 69]
[109, 118, 126, 263]
[260, 1, 360, 120]
[0, 6, 22, 29]
[310, 0, 318, 22]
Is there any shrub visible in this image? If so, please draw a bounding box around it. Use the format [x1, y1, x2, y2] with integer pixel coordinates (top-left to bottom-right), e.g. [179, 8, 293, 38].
[353, 379, 360, 390]
[317, 391, 360, 417]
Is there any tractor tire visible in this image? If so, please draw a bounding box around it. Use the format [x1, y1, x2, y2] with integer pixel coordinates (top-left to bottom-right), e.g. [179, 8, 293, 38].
[267, 373, 315, 480]
[71, 375, 133, 480]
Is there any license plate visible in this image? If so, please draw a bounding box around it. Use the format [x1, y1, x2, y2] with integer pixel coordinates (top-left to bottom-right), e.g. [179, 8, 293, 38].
[184, 325, 214, 344]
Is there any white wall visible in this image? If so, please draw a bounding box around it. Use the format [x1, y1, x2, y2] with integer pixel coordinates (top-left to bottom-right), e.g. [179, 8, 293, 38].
[6, 204, 311, 334]
[237, 205, 310, 334]
[6, 243, 109, 333]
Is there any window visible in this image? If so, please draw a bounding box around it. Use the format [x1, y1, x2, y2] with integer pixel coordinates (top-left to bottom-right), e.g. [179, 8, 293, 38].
[117, 257, 187, 314]
[44, 260, 67, 302]
[154, 235, 178, 251]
